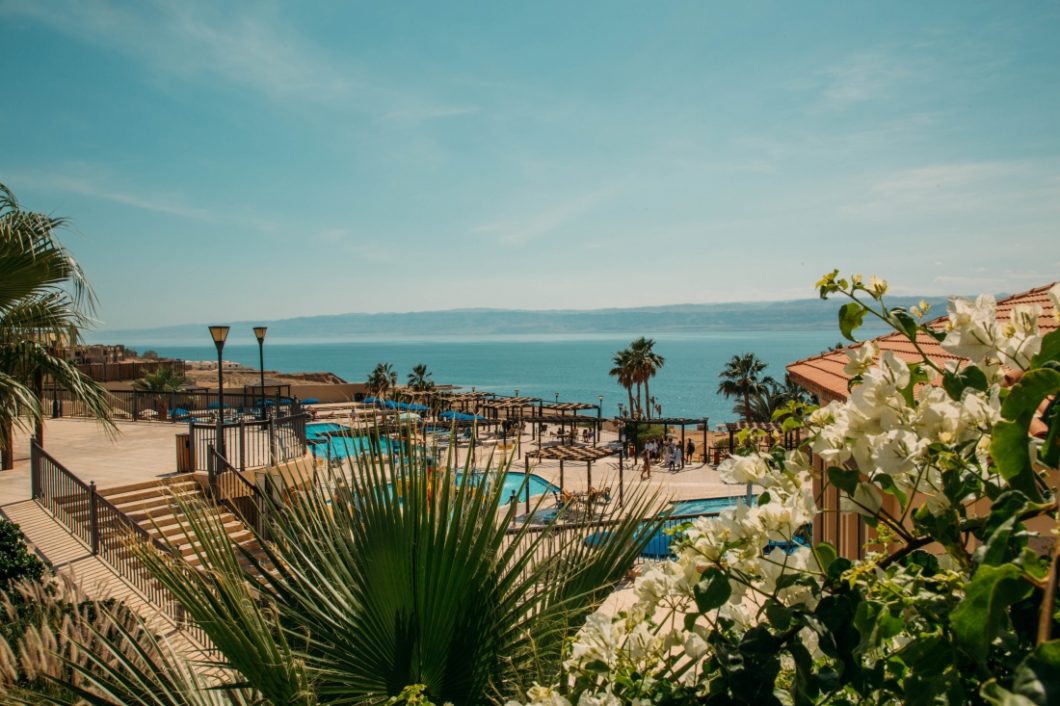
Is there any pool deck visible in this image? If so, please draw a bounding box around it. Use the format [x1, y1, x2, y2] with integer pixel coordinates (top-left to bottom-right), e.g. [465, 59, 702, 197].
[4, 418, 742, 507]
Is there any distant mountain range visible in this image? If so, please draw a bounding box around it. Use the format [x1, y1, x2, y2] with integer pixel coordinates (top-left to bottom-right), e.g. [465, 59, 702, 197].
[89, 296, 951, 345]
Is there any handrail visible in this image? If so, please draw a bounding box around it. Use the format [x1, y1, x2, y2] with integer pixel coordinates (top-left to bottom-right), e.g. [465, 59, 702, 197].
[209, 446, 270, 537]
[29, 441, 210, 648]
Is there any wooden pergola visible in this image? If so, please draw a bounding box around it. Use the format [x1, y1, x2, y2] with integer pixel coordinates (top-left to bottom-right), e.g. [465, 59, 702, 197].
[525, 444, 623, 510]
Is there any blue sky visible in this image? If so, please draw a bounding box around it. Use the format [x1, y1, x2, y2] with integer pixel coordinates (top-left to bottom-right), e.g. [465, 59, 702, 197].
[2, 1, 1058, 331]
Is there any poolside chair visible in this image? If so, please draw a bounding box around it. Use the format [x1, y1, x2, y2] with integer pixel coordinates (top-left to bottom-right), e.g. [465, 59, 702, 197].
[589, 486, 612, 506]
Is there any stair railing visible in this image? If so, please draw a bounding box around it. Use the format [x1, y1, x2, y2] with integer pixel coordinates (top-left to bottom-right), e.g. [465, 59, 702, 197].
[30, 440, 210, 648]
[208, 445, 271, 538]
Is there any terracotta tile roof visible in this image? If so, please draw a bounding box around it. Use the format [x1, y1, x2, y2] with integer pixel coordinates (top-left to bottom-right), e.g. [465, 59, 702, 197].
[787, 282, 1058, 402]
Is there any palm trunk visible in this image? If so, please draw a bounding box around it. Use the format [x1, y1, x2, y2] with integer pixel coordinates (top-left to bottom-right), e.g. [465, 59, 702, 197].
[626, 385, 635, 418]
[644, 378, 652, 420]
[1, 421, 13, 470]
[634, 382, 643, 418]
[742, 391, 750, 423]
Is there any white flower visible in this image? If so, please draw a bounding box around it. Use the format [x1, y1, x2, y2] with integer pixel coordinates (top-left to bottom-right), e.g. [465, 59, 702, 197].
[942, 294, 1000, 366]
[843, 341, 879, 377]
[1049, 284, 1060, 315]
[717, 453, 771, 485]
[526, 685, 573, 706]
[868, 276, 888, 297]
[684, 632, 708, 660]
[998, 304, 1042, 368]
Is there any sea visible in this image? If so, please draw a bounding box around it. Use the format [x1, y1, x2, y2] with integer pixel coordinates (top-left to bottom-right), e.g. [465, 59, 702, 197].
[134, 330, 850, 425]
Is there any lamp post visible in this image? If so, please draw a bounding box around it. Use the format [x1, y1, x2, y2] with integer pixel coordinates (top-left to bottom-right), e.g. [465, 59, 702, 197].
[209, 325, 230, 460]
[596, 394, 604, 446]
[254, 326, 267, 420]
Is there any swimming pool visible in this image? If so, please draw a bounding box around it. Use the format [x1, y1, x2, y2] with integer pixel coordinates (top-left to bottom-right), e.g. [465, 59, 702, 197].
[308, 429, 401, 460]
[669, 495, 751, 516]
[459, 472, 557, 501]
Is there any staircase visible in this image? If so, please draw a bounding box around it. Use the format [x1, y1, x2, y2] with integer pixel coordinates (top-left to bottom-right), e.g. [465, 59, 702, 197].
[98, 474, 271, 577]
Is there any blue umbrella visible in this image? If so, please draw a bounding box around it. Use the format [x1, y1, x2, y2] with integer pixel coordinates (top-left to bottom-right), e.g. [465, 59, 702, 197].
[302, 397, 320, 404]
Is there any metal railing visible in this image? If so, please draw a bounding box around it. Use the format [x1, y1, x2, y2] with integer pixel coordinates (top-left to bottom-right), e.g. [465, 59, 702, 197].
[189, 413, 307, 472]
[208, 447, 270, 537]
[30, 442, 210, 648]
[42, 388, 298, 423]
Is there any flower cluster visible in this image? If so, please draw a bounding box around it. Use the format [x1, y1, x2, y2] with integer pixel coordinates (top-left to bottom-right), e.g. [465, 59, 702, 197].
[511, 277, 1059, 706]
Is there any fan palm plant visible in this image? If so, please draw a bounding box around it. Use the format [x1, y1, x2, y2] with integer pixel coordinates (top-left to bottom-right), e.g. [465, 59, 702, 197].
[0, 183, 113, 469]
[406, 363, 434, 392]
[20, 431, 663, 705]
[716, 353, 774, 423]
[131, 366, 189, 422]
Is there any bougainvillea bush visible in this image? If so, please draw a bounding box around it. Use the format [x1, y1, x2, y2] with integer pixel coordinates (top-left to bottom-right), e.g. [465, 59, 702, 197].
[514, 275, 1060, 706]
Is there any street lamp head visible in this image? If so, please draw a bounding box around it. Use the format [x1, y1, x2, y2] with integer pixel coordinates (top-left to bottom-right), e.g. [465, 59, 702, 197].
[554, 392, 560, 403]
[208, 325, 230, 349]
[253, 326, 267, 344]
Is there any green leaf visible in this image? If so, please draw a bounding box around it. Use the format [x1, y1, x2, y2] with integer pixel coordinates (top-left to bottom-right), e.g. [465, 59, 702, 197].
[838, 302, 868, 342]
[828, 466, 859, 495]
[942, 365, 989, 400]
[951, 564, 1033, 665]
[876, 473, 909, 509]
[694, 568, 732, 613]
[1032, 329, 1060, 367]
[764, 599, 793, 631]
[891, 309, 920, 340]
[992, 368, 1060, 500]
[1012, 639, 1060, 705]
[813, 542, 837, 574]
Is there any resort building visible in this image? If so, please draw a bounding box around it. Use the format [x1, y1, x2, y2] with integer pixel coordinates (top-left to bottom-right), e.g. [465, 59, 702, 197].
[787, 282, 1059, 560]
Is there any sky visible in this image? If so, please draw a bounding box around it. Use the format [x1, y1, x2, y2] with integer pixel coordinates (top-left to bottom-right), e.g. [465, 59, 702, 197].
[1, 1, 1059, 331]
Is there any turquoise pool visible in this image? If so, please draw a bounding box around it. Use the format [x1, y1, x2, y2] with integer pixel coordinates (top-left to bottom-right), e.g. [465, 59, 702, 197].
[458, 472, 557, 501]
[670, 495, 750, 516]
[308, 425, 400, 460]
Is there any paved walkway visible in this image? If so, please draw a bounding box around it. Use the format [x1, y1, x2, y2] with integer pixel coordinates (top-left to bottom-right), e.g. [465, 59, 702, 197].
[3, 418, 188, 504]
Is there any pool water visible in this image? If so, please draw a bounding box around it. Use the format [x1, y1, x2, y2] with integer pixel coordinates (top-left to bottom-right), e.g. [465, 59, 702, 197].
[669, 495, 750, 516]
[307, 422, 401, 460]
[459, 472, 557, 500]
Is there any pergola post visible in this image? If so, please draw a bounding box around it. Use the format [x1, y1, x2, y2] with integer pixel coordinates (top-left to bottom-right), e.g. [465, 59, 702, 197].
[524, 455, 530, 515]
[618, 449, 624, 507]
[680, 426, 686, 468]
[587, 460, 592, 491]
[703, 420, 708, 466]
[559, 459, 565, 491]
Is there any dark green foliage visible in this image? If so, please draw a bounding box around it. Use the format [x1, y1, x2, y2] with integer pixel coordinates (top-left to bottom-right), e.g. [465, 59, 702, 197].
[0, 519, 45, 592]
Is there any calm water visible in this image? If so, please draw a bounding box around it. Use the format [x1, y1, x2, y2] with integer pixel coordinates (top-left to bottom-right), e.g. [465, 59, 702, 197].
[139, 330, 843, 423]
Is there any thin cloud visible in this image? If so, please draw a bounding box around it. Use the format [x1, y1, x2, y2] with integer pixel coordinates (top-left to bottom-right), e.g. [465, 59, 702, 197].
[1, 0, 474, 122]
[792, 51, 910, 110]
[472, 188, 616, 247]
[11, 170, 216, 221]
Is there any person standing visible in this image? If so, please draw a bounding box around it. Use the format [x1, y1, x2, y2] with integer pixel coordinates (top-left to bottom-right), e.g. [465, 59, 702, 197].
[672, 445, 683, 472]
[641, 450, 652, 480]
[686, 438, 695, 466]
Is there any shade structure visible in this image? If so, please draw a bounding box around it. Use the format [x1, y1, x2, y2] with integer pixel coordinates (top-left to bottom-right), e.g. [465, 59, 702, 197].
[526, 444, 622, 509]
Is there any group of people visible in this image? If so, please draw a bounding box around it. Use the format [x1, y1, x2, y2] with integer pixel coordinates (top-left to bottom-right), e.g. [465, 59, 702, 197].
[640, 437, 695, 479]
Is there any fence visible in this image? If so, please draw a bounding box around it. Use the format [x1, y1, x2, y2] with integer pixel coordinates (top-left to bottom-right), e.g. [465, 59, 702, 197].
[209, 448, 269, 537]
[189, 413, 307, 472]
[30, 442, 210, 648]
[42, 388, 298, 423]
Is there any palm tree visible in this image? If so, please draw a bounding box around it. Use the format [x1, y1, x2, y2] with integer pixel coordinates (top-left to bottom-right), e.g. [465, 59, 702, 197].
[0, 183, 113, 469]
[716, 353, 775, 424]
[629, 337, 664, 420]
[406, 363, 434, 392]
[609, 347, 637, 417]
[11, 430, 663, 705]
[366, 362, 398, 399]
[132, 365, 188, 421]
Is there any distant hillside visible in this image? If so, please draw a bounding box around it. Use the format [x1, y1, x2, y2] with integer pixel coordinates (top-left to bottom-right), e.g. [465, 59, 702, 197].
[89, 296, 950, 345]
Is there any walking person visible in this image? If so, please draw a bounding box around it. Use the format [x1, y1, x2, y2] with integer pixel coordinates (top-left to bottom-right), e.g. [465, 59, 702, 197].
[640, 450, 652, 480]
[686, 438, 695, 466]
[672, 445, 683, 472]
